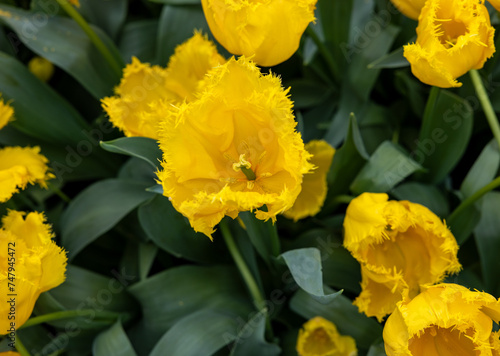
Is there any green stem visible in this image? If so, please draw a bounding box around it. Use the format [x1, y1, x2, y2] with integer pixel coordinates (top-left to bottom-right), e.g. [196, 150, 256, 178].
[448, 175, 500, 222]
[47, 182, 71, 203]
[267, 221, 280, 257]
[305, 25, 339, 81]
[15, 334, 31, 356]
[55, 0, 123, 76]
[20, 310, 123, 329]
[333, 194, 355, 204]
[470, 69, 500, 149]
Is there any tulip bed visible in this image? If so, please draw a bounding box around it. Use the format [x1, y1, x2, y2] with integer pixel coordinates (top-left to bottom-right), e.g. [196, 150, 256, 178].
[1, 0, 500, 355]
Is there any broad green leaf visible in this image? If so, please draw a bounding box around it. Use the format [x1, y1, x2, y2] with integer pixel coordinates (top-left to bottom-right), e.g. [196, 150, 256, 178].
[156, 5, 209, 64]
[79, 0, 127, 40]
[61, 179, 154, 259]
[447, 202, 481, 245]
[100, 137, 162, 169]
[119, 20, 158, 63]
[473, 192, 500, 295]
[280, 248, 343, 303]
[238, 211, 279, 266]
[367, 338, 386, 356]
[391, 182, 449, 217]
[150, 309, 239, 356]
[0, 52, 88, 145]
[368, 47, 408, 69]
[417, 88, 473, 184]
[0, 4, 122, 98]
[128, 265, 252, 335]
[287, 79, 334, 109]
[138, 195, 229, 264]
[350, 141, 422, 194]
[229, 311, 281, 356]
[138, 243, 158, 281]
[460, 139, 500, 198]
[93, 322, 138, 356]
[290, 287, 382, 351]
[326, 114, 369, 198]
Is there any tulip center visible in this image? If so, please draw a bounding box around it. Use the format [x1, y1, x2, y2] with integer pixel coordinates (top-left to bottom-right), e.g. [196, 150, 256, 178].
[233, 154, 256, 181]
[436, 18, 467, 48]
[409, 325, 476, 356]
[302, 327, 336, 354]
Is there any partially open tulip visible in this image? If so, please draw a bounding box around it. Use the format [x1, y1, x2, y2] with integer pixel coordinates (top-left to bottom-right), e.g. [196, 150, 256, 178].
[404, 0, 495, 88]
[201, 0, 317, 67]
[343, 193, 461, 321]
[0, 95, 13, 130]
[384, 283, 500, 356]
[0, 211, 67, 332]
[283, 140, 335, 221]
[296, 317, 357, 356]
[157, 56, 312, 238]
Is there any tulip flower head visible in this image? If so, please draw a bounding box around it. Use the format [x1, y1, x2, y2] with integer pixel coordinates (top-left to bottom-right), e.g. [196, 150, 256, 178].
[283, 140, 335, 221]
[383, 283, 500, 356]
[157, 56, 312, 238]
[296, 316, 357, 356]
[102, 32, 225, 139]
[0, 211, 67, 332]
[404, 0, 495, 88]
[343, 193, 461, 321]
[201, 0, 317, 67]
[0, 146, 54, 203]
[0, 95, 13, 130]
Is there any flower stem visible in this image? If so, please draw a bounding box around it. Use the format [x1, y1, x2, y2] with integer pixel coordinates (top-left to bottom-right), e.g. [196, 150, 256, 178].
[469, 69, 500, 149]
[267, 221, 280, 257]
[219, 219, 274, 339]
[448, 175, 500, 222]
[15, 334, 31, 356]
[47, 182, 71, 203]
[54, 0, 123, 77]
[19, 309, 123, 329]
[305, 25, 339, 81]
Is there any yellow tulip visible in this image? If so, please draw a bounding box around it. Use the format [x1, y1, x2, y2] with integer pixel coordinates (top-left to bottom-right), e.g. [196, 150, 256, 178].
[102, 32, 225, 139]
[0, 146, 54, 203]
[389, 0, 426, 20]
[343, 193, 461, 322]
[0, 95, 14, 130]
[0, 211, 67, 332]
[296, 317, 357, 356]
[489, 0, 500, 11]
[201, 0, 317, 67]
[157, 56, 312, 238]
[383, 283, 500, 356]
[0, 352, 21, 356]
[283, 140, 335, 221]
[404, 0, 495, 88]
[28, 56, 55, 83]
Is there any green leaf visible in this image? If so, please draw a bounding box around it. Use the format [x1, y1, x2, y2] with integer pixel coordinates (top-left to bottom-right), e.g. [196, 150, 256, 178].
[473, 192, 500, 295]
[156, 4, 209, 64]
[0, 52, 89, 145]
[119, 20, 158, 63]
[128, 265, 252, 335]
[367, 337, 386, 356]
[100, 137, 162, 169]
[280, 248, 343, 303]
[287, 79, 334, 109]
[350, 141, 422, 194]
[138, 194, 230, 264]
[238, 211, 279, 266]
[93, 322, 138, 356]
[138, 243, 158, 281]
[391, 182, 449, 217]
[460, 139, 500, 198]
[417, 88, 473, 184]
[0, 4, 122, 98]
[150, 309, 239, 356]
[326, 114, 369, 198]
[229, 311, 281, 356]
[447, 203, 481, 245]
[79, 0, 127, 40]
[61, 179, 154, 260]
[368, 47, 408, 69]
[290, 287, 382, 351]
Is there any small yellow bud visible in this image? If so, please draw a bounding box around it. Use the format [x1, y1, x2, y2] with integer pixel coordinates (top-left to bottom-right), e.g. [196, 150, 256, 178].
[28, 56, 55, 83]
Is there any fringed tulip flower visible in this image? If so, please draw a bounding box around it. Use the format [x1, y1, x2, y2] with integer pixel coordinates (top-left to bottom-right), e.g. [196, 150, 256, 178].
[0, 146, 54, 203]
[0, 95, 13, 130]
[0, 211, 67, 332]
[157, 56, 312, 238]
[296, 317, 357, 356]
[201, 0, 317, 67]
[384, 283, 500, 356]
[102, 32, 225, 139]
[389, 0, 426, 20]
[343, 193, 461, 321]
[404, 0, 495, 88]
[283, 140, 335, 221]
